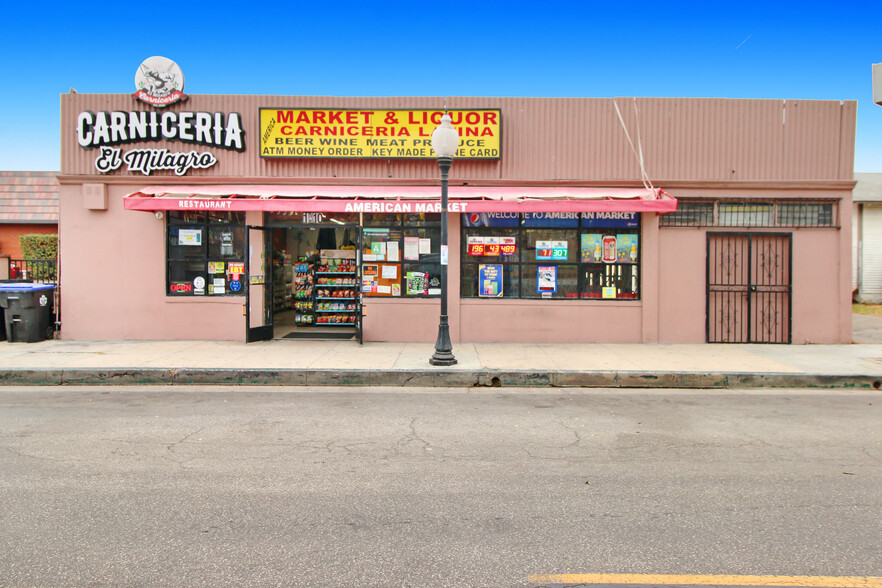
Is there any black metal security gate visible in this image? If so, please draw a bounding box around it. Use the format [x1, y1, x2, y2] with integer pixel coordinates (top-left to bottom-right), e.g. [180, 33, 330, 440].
[706, 232, 792, 343]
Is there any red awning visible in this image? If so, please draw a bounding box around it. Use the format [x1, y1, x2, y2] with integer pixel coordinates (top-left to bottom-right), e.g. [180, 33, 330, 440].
[124, 185, 677, 214]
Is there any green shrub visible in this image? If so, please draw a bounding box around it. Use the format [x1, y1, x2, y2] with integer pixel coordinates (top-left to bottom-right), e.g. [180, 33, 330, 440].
[20, 234, 57, 260]
[19, 234, 58, 281]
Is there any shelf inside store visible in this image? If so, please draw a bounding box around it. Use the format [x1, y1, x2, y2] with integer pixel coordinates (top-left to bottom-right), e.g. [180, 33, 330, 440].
[316, 297, 356, 300]
[315, 309, 356, 313]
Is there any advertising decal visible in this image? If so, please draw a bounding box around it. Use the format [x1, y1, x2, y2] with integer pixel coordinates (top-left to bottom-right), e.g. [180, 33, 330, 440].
[478, 265, 503, 297]
[259, 109, 501, 159]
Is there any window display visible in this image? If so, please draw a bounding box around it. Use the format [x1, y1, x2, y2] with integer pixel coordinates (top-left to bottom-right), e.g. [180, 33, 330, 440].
[167, 211, 245, 296]
[362, 214, 441, 297]
[461, 212, 640, 300]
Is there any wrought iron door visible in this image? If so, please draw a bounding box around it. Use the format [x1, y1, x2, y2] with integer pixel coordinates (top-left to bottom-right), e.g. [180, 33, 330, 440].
[706, 233, 791, 343]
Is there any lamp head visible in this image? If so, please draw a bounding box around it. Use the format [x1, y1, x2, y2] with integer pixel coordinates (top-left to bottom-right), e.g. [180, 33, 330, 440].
[431, 113, 460, 158]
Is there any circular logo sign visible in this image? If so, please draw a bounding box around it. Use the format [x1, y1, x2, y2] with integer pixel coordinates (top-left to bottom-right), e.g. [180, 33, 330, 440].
[193, 276, 206, 289]
[39, 294, 48, 307]
[229, 280, 242, 292]
[133, 56, 187, 107]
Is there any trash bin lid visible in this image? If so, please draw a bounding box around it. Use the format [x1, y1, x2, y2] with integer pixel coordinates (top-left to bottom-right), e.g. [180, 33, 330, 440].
[0, 283, 55, 291]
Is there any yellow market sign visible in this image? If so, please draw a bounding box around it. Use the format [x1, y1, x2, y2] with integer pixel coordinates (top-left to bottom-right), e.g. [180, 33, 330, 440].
[259, 108, 501, 159]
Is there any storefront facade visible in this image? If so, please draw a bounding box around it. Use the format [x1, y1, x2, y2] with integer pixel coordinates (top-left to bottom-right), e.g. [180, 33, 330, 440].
[58, 74, 856, 344]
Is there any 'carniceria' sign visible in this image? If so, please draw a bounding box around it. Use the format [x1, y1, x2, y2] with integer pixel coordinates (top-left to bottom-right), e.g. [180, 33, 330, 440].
[74, 57, 246, 176]
[76, 110, 245, 175]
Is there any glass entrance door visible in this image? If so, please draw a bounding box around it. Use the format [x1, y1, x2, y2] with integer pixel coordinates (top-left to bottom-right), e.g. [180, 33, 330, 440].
[245, 226, 273, 342]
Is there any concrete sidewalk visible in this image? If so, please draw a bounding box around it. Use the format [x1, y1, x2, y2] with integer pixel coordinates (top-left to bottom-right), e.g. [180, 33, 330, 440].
[3, 318, 882, 387]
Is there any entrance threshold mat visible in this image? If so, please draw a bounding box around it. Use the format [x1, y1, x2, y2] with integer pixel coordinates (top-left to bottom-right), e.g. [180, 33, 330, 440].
[280, 331, 355, 340]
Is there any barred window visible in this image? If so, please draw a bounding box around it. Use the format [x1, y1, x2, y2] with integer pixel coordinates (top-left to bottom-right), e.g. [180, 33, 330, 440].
[719, 203, 774, 226]
[661, 199, 836, 228]
[659, 202, 715, 226]
[777, 202, 834, 226]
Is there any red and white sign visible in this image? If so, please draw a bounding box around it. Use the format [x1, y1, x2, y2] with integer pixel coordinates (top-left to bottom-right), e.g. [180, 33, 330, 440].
[133, 56, 188, 108]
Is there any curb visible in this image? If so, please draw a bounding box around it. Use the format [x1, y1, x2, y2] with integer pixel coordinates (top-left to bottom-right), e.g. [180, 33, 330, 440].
[0, 368, 881, 389]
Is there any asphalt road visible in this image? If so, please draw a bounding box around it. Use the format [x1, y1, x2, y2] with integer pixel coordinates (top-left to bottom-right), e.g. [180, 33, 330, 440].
[0, 386, 880, 587]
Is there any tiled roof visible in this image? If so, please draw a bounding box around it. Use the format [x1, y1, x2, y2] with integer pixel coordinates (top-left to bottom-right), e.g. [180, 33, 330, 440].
[0, 171, 59, 223]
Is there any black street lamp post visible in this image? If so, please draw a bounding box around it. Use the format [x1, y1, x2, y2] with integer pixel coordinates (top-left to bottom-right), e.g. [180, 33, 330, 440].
[429, 113, 458, 366]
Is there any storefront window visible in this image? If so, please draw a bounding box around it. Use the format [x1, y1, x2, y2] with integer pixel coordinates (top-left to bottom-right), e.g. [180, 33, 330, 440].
[461, 212, 640, 300]
[362, 213, 441, 297]
[166, 211, 246, 296]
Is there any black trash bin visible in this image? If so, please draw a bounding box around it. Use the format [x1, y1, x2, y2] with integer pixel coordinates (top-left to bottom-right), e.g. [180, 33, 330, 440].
[0, 283, 56, 343]
[0, 279, 32, 341]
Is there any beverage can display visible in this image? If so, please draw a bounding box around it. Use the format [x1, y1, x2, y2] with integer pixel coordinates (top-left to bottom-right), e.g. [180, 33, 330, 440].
[602, 236, 617, 263]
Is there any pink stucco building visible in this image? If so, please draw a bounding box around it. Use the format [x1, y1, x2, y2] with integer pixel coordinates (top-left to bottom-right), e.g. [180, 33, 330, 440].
[58, 90, 855, 344]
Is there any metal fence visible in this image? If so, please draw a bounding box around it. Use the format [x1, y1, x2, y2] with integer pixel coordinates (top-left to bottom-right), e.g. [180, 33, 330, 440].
[6, 258, 61, 334]
[8, 259, 57, 284]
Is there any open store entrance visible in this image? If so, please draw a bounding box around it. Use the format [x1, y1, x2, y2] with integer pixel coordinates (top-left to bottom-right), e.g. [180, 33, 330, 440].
[269, 223, 362, 342]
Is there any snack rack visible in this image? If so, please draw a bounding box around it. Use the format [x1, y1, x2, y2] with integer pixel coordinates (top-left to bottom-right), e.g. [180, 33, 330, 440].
[314, 257, 359, 326]
[293, 261, 315, 325]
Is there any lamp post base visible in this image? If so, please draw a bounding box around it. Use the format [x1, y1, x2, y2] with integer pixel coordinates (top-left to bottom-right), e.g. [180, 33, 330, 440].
[429, 351, 458, 366]
[429, 316, 457, 366]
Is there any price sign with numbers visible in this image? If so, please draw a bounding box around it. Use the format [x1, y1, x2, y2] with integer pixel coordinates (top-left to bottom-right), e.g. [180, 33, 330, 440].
[467, 236, 485, 256]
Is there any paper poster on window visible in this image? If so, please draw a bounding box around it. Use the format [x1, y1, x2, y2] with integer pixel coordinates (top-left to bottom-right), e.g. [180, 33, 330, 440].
[386, 241, 400, 262]
[537, 266, 557, 293]
[478, 264, 503, 297]
[381, 264, 398, 279]
[581, 234, 603, 263]
[208, 261, 225, 274]
[406, 272, 429, 295]
[227, 262, 244, 275]
[220, 230, 233, 256]
[213, 277, 226, 295]
[363, 264, 378, 277]
[376, 285, 391, 294]
[178, 229, 202, 246]
[391, 284, 401, 296]
[616, 234, 639, 263]
[419, 238, 432, 255]
[370, 242, 386, 259]
[403, 237, 419, 260]
[603, 286, 617, 299]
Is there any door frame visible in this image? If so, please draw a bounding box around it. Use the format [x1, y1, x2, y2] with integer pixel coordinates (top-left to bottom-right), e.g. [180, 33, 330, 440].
[262, 219, 364, 344]
[245, 226, 274, 342]
[706, 231, 792, 344]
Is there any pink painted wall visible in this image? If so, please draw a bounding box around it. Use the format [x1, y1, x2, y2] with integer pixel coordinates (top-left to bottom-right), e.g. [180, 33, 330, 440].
[655, 188, 853, 344]
[657, 229, 708, 343]
[59, 184, 243, 340]
[459, 300, 643, 343]
[791, 229, 849, 343]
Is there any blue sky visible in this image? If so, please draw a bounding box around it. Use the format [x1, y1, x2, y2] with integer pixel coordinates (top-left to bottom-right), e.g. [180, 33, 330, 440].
[2, 1, 881, 172]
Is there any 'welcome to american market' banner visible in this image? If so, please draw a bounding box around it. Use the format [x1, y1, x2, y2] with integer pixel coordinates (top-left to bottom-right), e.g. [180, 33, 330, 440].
[259, 108, 501, 160]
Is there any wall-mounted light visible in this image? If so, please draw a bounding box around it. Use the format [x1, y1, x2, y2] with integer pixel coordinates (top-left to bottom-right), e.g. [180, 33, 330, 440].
[155, 211, 164, 220]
